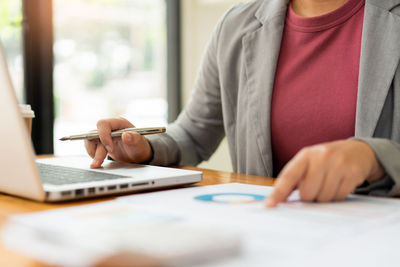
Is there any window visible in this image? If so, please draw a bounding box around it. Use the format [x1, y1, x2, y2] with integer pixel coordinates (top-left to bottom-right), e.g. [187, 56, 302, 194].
[0, 0, 24, 102]
[0, 0, 178, 155]
[53, 0, 168, 155]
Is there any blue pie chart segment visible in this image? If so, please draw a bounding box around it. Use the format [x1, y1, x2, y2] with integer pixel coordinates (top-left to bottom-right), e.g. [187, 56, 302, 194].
[194, 193, 265, 204]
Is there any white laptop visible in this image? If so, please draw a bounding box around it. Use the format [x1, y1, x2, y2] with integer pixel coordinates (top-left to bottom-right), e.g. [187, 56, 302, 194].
[0, 44, 202, 202]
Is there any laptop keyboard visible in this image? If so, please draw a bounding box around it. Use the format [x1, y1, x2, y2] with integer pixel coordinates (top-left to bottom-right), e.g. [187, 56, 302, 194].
[37, 163, 130, 185]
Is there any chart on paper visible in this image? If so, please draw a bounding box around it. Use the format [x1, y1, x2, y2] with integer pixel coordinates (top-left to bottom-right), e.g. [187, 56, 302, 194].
[194, 193, 265, 204]
[117, 183, 400, 267]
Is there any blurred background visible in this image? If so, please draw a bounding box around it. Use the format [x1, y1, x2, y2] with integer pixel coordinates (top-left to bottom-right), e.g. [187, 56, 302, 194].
[0, 0, 241, 172]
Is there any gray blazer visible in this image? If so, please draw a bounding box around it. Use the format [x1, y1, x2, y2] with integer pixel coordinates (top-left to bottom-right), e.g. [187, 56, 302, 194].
[146, 0, 400, 196]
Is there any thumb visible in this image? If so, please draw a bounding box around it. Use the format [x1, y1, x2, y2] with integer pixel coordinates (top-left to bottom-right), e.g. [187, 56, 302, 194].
[120, 132, 152, 163]
[121, 132, 142, 146]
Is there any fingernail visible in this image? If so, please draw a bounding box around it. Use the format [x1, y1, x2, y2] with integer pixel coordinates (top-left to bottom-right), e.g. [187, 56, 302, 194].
[125, 133, 133, 143]
[265, 198, 275, 208]
[105, 145, 112, 152]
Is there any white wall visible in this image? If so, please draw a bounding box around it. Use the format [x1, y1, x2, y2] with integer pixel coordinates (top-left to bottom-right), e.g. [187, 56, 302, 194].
[181, 0, 242, 172]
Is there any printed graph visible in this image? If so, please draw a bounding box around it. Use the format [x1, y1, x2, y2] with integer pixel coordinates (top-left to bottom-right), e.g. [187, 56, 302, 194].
[194, 193, 265, 204]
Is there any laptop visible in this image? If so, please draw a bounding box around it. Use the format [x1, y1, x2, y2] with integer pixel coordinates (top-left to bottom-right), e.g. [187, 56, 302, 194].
[0, 44, 202, 202]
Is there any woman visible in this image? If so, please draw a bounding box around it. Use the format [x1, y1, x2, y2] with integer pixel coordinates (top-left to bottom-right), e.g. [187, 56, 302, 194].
[85, 0, 400, 207]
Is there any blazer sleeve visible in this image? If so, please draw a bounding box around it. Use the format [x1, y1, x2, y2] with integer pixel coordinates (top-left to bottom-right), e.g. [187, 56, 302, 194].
[144, 6, 238, 167]
[354, 137, 400, 197]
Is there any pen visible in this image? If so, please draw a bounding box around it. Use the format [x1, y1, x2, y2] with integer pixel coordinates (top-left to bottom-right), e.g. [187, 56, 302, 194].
[59, 127, 166, 141]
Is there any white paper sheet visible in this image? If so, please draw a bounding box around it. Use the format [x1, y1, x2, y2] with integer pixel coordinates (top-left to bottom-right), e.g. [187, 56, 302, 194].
[3, 183, 400, 267]
[117, 183, 400, 267]
[2, 201, 241, 267]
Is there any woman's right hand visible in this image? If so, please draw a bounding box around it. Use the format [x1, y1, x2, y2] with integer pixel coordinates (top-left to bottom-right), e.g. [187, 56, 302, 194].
[84, 117, 153, 168]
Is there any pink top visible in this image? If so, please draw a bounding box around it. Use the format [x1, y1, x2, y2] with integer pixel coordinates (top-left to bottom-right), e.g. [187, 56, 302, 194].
[271, 0, 365, 175]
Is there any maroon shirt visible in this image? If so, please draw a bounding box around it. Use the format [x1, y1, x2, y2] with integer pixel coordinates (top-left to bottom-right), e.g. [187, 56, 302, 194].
[271, 0, 365, 175]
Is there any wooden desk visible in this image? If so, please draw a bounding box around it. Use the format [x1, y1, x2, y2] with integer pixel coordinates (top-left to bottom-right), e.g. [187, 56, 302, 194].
[0, 166, 275, 267]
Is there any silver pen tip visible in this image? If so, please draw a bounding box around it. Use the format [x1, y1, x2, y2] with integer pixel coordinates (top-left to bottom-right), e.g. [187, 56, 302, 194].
[59, 137, 68, 141]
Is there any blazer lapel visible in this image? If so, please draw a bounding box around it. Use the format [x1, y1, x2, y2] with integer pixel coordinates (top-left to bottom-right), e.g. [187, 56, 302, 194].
[355, 0, 400, 137]
[242, 0, 289, 176]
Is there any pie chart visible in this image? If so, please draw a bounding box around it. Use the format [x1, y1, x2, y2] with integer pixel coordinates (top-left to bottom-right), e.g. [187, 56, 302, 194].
[194, 193, 265, 204]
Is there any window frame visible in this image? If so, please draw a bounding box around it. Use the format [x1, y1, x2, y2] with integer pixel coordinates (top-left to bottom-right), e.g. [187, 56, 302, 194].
[23, 0, 54, 155]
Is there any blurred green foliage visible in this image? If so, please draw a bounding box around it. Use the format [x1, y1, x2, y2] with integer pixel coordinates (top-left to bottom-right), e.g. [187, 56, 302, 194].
[0, 0, 24, 102]
[0, 0, 23, 37]
[0, 0, 23, 59]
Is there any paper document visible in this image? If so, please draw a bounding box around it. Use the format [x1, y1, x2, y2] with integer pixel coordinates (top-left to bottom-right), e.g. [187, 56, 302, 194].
[117, 183, 400, 267]
[3, 183, 400, 267]
[2, 201, 240, 267]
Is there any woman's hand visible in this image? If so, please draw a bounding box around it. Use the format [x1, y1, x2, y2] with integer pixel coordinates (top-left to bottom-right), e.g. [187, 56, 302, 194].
[84, 117, 153, 168]
[266, 140, 385, 207]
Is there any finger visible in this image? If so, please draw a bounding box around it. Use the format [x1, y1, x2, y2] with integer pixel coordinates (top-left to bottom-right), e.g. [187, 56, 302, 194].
[315, 171, 343, 203]
[332, 176, 345, 201]
[315, 156, 346, 202]
[106, 117, 134, 129]
[121, 132, 142, 146]
[90, 144, 107, 169]
[119, 132, 152, 163]
[333, 177, 354, 201]
[297, 159, 326, 202]
[266, 154, 309, 208]
[84, 139, 97, 159]
[104, 133, 143, 163]
[97, 118, 134, 153]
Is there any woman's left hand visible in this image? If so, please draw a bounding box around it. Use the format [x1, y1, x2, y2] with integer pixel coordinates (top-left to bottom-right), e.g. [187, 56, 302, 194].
[266, 140, 385, 207]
